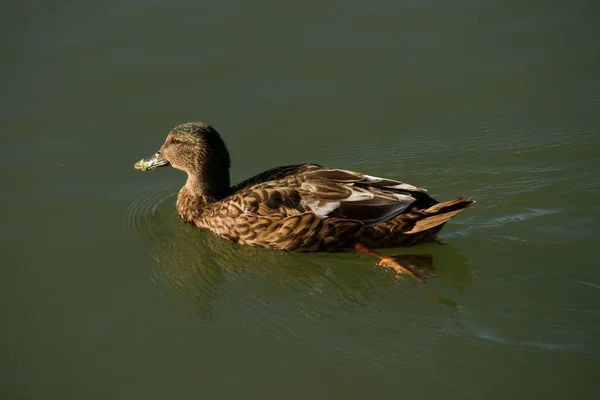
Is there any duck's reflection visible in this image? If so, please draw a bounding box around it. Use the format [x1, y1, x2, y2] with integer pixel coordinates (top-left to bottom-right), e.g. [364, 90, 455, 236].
[151, 225, 473, 322]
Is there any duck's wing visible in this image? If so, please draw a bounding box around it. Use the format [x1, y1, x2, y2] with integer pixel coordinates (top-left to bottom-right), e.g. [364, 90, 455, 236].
[232, 167, 431, 227]
[299, 169, 423, 226]
[303, 168, 428, 194]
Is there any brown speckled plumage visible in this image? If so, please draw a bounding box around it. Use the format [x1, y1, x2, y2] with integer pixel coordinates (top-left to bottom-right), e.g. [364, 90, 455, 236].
[135, 122, 474, 252]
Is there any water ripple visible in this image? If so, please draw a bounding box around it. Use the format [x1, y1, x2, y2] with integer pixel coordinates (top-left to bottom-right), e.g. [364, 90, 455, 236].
[462, 321, 585, 351]
[125, 181, 178, 243]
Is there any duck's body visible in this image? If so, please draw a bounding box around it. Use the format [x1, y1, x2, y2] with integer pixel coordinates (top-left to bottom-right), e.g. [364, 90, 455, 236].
[135, 122, 474, 258]
[176, 162, 471, 252]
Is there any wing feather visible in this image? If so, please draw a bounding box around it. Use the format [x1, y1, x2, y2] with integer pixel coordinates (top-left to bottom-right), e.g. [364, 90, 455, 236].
[305, 169, 427, 193]
[299, 179, 416, 225]
[231, 166, 426, 227]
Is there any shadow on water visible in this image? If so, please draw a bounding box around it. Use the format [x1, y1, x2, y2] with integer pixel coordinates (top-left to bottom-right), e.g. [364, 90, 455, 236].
[155, 223, 472, 322]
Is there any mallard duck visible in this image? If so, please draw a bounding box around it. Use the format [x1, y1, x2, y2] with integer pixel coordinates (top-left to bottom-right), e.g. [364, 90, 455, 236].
[134, 122, 474, 278]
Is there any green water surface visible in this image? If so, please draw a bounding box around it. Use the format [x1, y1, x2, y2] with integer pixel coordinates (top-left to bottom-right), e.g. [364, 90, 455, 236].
[2, 1, 599, 399]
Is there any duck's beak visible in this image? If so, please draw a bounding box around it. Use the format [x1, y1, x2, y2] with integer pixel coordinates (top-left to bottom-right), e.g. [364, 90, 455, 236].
[133, 152, 170, 171]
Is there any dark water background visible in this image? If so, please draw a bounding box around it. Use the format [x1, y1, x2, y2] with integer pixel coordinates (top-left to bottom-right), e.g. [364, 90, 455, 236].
[2, 1, 599, 398]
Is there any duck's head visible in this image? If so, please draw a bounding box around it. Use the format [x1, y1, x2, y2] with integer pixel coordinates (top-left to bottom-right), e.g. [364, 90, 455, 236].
[134, 122, 231, 198]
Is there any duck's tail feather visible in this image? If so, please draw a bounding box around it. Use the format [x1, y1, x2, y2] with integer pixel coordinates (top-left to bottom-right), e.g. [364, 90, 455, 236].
[405, 197, 474, 234]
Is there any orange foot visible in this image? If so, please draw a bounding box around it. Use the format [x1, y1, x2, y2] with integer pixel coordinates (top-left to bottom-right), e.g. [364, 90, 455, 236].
[378, 257, 422, 282]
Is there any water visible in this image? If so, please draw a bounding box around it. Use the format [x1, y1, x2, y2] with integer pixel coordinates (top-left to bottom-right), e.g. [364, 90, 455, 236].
[2, 1, 599, 398]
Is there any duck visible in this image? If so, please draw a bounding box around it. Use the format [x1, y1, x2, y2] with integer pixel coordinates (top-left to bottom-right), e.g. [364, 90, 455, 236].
[134, 122, 474, 279]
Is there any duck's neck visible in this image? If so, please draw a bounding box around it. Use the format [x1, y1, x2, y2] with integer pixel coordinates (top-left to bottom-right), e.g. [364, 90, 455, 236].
[176, 174, 231, 224]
